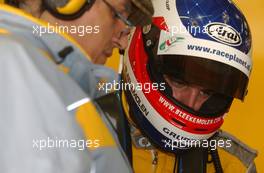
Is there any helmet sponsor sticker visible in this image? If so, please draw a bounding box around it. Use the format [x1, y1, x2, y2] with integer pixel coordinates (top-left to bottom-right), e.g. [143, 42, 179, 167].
[158, 30, 252, 77]
[163, 127, 192, 142]
[158, 96, 222, 125]
[205, 22, 242, 46]
[159, 36, 185, 52]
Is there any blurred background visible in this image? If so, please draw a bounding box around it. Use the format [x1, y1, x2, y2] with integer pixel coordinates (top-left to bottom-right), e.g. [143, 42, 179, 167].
[0, 0, 263, 172]
[221, 1, 264, 172]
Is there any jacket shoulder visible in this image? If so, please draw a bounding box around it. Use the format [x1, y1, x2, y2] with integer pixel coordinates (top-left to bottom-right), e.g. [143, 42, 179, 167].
[215, 130, 258, 173]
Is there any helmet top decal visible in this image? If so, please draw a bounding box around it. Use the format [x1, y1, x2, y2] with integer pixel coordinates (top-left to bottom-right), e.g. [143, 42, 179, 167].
[205, 22, 242, 46]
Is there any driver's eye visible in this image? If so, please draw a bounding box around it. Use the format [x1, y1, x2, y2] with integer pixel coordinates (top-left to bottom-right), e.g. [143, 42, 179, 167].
[200, 89, 214, 97]
[113, 12, 119, 19]
[169, 78, 188, 88]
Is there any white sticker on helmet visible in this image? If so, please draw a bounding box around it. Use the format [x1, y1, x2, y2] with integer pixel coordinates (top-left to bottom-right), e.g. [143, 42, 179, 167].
[205, 22, 242, 46]
[157, 31, 252, 77]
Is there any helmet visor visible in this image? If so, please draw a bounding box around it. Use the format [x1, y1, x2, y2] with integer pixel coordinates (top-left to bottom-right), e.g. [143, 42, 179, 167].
[142, 25, 249, 116]
[158, 55, 249, 100]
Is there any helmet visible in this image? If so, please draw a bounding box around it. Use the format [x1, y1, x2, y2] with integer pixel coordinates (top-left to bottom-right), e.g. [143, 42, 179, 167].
[122, 0, 252, 152]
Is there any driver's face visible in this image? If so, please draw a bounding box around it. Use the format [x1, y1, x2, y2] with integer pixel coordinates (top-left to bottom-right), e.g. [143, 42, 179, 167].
[164, 75, 213, 111]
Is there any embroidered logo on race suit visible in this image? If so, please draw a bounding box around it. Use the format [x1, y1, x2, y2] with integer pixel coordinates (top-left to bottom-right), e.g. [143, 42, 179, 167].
[132, 134, 154, 149]
[130, 125, 154, 149]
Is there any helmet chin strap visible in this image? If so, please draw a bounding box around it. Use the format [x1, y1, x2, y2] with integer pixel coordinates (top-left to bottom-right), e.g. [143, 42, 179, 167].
[176, 133, 223, 173]
[176, 147, 208, 173]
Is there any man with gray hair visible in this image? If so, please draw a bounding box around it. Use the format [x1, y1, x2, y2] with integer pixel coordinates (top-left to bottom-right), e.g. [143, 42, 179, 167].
[0, 0, 153, 172]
